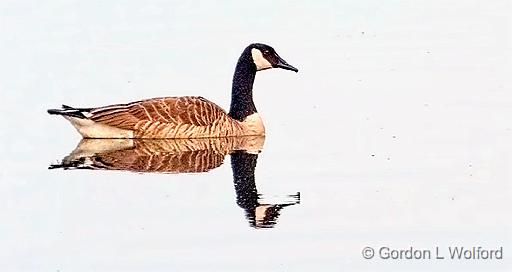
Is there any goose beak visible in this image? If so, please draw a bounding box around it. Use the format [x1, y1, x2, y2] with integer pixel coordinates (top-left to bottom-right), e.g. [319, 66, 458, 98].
[275, 56, 298, 72]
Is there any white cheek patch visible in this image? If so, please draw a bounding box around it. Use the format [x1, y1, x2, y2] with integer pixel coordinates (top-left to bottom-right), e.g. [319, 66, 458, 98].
[251, 48, 272, 71]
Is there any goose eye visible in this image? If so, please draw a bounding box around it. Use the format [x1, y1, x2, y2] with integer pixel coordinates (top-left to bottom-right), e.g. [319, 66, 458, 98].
[263, 50, 270, 55]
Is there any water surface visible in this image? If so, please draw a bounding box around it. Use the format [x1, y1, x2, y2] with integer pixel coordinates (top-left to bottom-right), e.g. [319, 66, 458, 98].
[1, 1, 511, 271]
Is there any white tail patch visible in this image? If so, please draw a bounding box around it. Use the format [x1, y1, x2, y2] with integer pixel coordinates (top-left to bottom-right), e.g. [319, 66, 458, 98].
[64, 116, 134, 138]
[251, 48, 272, 71]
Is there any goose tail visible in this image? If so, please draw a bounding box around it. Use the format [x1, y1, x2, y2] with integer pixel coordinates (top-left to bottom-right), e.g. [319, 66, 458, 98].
[47, 105, 91, 119]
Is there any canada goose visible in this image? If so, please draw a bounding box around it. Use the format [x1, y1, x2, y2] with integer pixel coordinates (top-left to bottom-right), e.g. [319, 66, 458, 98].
[47, 43, 298, 138]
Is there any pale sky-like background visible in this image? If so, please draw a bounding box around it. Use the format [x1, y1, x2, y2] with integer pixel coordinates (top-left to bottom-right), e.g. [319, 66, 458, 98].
[0, 1, 511, 271]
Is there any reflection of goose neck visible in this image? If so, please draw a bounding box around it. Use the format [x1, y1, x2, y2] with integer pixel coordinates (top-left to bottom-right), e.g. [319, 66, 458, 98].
[230, 150, 300, 228]
[230, 151, 259, 210]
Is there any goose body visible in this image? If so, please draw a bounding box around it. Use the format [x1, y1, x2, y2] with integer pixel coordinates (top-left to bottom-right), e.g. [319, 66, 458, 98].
[48, 43, 298, 139]
[57, 96, 261, 138]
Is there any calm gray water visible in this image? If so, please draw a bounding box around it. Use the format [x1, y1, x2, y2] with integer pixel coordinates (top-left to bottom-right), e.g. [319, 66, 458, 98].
[1, 1, 511, 271]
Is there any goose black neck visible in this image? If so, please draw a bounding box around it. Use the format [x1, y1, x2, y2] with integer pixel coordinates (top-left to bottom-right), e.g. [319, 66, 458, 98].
[229, 49, 257, 121]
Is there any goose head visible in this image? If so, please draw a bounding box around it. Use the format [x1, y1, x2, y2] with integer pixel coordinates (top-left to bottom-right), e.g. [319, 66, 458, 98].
[249, 43, 298, 72]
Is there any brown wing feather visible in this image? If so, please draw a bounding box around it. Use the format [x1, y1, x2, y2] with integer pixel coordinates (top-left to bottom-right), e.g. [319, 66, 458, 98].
[90, 96, 228, 130]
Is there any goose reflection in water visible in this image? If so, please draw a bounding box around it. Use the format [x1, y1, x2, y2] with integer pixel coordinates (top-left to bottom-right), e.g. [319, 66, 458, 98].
[50, 136, 299, 228]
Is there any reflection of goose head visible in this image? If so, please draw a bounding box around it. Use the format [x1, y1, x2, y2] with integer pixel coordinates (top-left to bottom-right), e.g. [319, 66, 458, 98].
[230, 151, 300, 229]
[50, 136, 300, 228]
